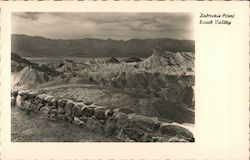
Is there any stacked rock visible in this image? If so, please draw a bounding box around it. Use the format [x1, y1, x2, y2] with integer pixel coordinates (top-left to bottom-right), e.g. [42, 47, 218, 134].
[11, 89, 194, 142]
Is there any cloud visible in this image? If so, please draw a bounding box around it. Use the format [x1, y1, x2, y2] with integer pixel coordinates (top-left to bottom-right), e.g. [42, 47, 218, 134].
[12, 12, 194, 40]
[13, 12, 45, 21]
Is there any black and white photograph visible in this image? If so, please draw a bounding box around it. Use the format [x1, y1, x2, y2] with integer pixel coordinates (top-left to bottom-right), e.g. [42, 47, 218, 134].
[1, 1, 249, 159]
[10, 12, 195, 142]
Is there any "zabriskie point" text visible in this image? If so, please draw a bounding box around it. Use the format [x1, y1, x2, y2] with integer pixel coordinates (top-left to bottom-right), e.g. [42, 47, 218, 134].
[199, 13, 235, 26]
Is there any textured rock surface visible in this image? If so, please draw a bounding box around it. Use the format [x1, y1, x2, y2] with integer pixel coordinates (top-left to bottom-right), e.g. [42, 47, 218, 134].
[104, 109, 114, 119]
[94, 107, 107, 120]
[57, 113, 64, 120]
[115, 108, 134, 114]
[72, 103, 83, 117]
[58, 107, 65, 114]
[103, 117, 117, 136]
[11, 90, 195, 142]
[51, 98, 59, 107]
[12, 91, 19, 98]
[29, 91, 39, 99]
[36, 94, 47, 103]
[50, 109, 58, 117]
[58, 99, 68, 107]
[64, 101, 74, 116]
[113, 112, 129, 129]
[169, 136, 188, 142]
[22, 100, 31, 110]
[128, 114, 155, 132]
[82, 106, 95, 117]
[159, 124, 194, 141]
[118, 127, 144, 141]
[16, 95, 22, 108]
[40, 106, 50, 115]
[44, 95, 54, 106]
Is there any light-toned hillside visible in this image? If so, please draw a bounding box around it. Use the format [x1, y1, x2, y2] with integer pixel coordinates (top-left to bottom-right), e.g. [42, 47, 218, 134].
[12, 66, 49, 89]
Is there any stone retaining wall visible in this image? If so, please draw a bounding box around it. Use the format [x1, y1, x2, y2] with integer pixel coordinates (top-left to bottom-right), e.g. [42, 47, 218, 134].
[11, 90, 194, 142]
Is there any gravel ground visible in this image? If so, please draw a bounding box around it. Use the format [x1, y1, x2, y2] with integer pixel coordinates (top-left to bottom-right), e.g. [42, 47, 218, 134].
[11, 107, 118, 142]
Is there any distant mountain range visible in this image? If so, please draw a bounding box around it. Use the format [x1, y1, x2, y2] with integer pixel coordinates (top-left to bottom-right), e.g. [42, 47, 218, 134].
[12, 34, 195, 58]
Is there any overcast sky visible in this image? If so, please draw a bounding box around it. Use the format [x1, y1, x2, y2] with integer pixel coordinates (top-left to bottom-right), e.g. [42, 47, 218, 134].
[12, 12, 194, 40]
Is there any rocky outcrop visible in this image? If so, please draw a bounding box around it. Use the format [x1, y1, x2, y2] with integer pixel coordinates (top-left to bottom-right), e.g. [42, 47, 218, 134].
[139, 50, 194, 69]
[12, 66, 50, 89]
[11, 53, 36, 72]
[11, 89, 195, 142]
[105, 57, 120, 64]
[76, 72, 195, 109]
[56, 59, 90, 72]
[123, 57, 142, 63]
[11, 53, 61, 89]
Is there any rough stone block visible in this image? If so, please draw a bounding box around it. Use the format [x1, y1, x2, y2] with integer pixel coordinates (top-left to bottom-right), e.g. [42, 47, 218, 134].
[129, 115, 155, 132]
[154, 121, 162, 132]
[30, 103, 37, 111]
[29, 91, 39, 99]
[23, 100, 31, 110]
[169, 136, 188, 142]
[103, 117, 117, 136]
[50, 109, 58, 117]
[58, 107, 65, 114]
[140, 133, 156, 142]
[18, 90, 25, 95]
[16, 95, 22, 108]
[36, 94, 47, 104]
[82, 106, 95, 117]
[20, 100, 27, 110]
[99, 119, 106, 125]
[19, 90, 28, 96]
[12, 91, 18, 98]
[73, 117, 85, 127]
[94, 107, 107, 120]
[44, 95, 54, 106]
[20, 91, 29, 101]
[48, 105, 57, 109]
[84, 101, 93, 105]
[159, 124, 194, 141]
[72, 104, 83, 117]
[63, 115, 73, 122]
[40, 106, 51, 115]
[58, 99, 68, 107]
[36, 103, 44, 111]
[113, 112, 129, 129]
[57, 113, 64, 120]
[114, 108, 134, 114]
[104, 109, 114, 119]
[51, 98, 59, 108]
[64, 101, 74, 116]
[80, 116, 88, 123]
